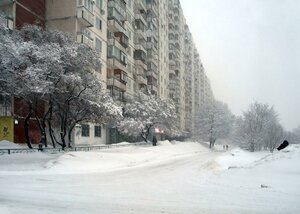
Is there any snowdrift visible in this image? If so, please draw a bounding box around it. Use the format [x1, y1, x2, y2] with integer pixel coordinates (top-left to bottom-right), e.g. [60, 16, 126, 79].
[45, 141, 208, 174]
[216, 144, 300, 170]
[0, 140, 23, 149]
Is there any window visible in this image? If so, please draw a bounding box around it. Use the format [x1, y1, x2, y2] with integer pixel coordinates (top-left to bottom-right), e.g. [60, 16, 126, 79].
[0, 95, 12, 116]
[120, 51, 127, 65]
[94, 125, 101, 137]
[81, 124, 90, 137]
[95, 37, 102, 53]
[96, 17, 102, 30]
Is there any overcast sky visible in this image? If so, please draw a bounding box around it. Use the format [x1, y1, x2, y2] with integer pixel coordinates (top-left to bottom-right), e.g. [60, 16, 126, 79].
[180, 0, 300, 131]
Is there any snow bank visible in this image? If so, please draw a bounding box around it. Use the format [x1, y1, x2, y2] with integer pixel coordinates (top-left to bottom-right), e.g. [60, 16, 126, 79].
[216, 144, 300, 170]
[158, 140, 173, 146]
[0, 141, 299, 213]
[112, 141, 131, 146]
[0, 140, 23, 149]
[43, 141, 208, 174]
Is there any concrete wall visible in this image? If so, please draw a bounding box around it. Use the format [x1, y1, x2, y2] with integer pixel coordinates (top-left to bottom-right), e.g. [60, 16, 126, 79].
[73, 123, 107, 145]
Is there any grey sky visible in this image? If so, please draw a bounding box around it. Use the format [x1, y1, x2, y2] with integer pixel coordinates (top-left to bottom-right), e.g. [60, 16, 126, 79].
[181, 0, 300, 131]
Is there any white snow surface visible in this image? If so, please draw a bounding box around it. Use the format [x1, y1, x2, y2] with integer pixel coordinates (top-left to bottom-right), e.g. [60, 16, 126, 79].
[0, 140, 24, 149]
[0, 141, 299, 214]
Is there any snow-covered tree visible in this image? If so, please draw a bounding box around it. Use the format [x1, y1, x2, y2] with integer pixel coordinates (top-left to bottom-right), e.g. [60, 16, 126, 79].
[0, 21, 122, 149]
[287, 125, 300, 144]
[195, 101, 233, 148]
[294, 126, 300, 143]
[117, 92, 180, 142]
[264, 123, 284, 152]
[236, 102, 281, 152]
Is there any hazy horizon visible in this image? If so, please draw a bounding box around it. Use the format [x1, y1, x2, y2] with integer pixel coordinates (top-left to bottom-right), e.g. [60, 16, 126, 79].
[181, 0, 300, 131]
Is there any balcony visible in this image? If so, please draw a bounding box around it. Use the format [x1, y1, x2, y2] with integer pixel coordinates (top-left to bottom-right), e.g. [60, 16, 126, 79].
[77, 6, 94, 27]
[107, 77, 127, 91]
[169, 59, 176, 68]
[147, 16, 158, 29]
[148, 58, 158, 68]
[107, 58, 127, 71]
[137, 75, 147, 85]
[149, 84, 158, 94]
[135, 59, 147, 70]
[108, 38, 126, 52]
[146, 42, 158, 52]
[134, 50, 147, 63]
[135, 44, 147, 55]
[0, 0, 13, 6]
[147, 30, 158, 42]
[147, 2, 158, 17]
[108, 19, 125, 33]
[76, 33, 94, 48]
[108, 0, 127, 19]
[135, 13, 147, 27]
[114, 32, 129, 48]
[2, 16, 14, 30]
[135, 0, 147, 11]
[146, 70, 158, 80]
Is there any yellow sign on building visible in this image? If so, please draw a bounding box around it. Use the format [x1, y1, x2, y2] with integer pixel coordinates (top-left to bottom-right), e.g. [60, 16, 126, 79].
[0, 117, 14, 142]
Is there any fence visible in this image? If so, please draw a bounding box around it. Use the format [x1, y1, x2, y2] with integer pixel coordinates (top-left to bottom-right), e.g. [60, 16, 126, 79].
[0, 142, 150, 155]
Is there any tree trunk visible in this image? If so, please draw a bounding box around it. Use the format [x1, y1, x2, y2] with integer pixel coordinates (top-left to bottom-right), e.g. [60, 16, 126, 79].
[250, 141, 255, 152]
[67, 123, 77, 148]
[24, 105, 33, 149]
[59, 112, 67, 150]
[47, 105, 56, 148]
[41, 119, 47, 147]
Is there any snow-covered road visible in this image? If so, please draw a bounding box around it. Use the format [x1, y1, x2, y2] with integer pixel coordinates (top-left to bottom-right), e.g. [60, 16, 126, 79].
[0, 141, 299, 214]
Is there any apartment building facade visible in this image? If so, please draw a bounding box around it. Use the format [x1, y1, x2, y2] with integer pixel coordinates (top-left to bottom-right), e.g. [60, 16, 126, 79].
[167, 0, 214, 134]
[183, 25, 195, 133]
[0, 0, 46, 144]
[145, 0, 158, 96]
[46, 0, 108, 145]
[0, 0, 214, 144]
[168, 0, 186, 130]
[157, 0, 168, 100]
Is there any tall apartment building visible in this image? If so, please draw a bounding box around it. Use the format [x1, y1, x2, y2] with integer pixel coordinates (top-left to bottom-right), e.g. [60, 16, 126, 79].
[106, 0, 129, 101]
[166, 0, 214, 134]
[46, 0, 108, 145]
[157, 0, 169, 100]
[133, 0, 148, 95]
[168, 0, 186, 130]
[1, 0, 214, 143]
[145, 0, 159, 96]
[183, 24, 195, 133]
